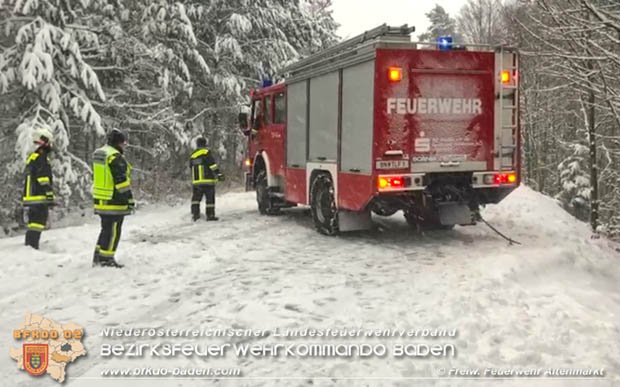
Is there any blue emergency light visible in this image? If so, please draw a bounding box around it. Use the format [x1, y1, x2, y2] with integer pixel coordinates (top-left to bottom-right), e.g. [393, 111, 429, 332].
[261, 77, 273, 88]
[437, 36, 453, 51]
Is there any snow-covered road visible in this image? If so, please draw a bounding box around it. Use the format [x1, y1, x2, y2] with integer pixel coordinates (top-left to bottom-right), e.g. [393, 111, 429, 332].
[1, 186, 619, 387]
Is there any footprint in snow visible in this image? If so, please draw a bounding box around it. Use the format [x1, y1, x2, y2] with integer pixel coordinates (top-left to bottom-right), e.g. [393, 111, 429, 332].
[284, 304, 303, 313]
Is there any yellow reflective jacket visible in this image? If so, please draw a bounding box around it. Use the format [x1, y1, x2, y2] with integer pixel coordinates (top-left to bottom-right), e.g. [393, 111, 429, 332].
[92, 145, 133, 215]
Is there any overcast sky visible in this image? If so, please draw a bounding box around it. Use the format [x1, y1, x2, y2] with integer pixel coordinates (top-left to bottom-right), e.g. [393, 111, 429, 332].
[331, 0, 467, 39]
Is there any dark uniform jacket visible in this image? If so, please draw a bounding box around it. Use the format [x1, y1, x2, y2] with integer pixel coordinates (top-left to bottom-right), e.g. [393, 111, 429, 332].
[190, 147, 221, 185]
[23, 151, 54, 206]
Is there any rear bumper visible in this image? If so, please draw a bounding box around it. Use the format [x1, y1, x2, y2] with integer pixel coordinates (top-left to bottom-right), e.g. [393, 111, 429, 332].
[375, 171, 518, 193]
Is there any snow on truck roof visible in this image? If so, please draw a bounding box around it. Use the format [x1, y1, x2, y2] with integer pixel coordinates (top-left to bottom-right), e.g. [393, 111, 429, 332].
[250, 24, 519, 93]
[277, 24, 517, 83]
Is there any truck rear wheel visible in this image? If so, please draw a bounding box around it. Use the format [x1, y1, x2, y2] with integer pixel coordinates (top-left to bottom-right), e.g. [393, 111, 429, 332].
[255, 170, 279, 215]
[310, 173, 339, 235]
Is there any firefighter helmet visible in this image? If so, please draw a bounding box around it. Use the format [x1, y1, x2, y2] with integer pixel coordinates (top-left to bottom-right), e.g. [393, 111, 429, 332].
[33, 128, 53, 146]
[196, 136, 207, 147]
[107, 128, 127, 146]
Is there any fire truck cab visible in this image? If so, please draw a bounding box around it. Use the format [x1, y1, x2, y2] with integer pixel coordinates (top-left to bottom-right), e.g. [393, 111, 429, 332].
[238, 24, 520, 235]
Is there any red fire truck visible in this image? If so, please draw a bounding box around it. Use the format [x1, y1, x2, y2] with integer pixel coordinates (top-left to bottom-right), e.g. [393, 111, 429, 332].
[238, 24, 520, 235]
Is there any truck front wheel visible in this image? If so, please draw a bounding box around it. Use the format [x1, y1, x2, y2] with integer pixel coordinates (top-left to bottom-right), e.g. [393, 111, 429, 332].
[255, 170, 279, 215]
[310, 174, 339, 235]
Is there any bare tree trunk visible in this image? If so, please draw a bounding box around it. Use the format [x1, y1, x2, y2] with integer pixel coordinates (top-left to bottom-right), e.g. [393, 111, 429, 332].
[587, 87, 599, 231]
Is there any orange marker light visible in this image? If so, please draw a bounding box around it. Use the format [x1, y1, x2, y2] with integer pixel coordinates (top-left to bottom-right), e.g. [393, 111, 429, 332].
[507, 173, 517, 183]
[378, 177, 389, 188]
[245, 158, 252, 167]
[389, 67, 402, 82]
[501, 71, 510, 84]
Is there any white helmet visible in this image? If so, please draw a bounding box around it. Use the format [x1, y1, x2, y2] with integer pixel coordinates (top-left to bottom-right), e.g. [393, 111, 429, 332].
[33, 128, 53, 146]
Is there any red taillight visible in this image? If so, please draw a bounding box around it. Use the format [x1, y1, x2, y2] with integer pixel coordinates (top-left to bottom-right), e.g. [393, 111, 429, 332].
[378, 176, 404, 189]
[388, 67, 402, 82]
[501, 71, 510, 84]
[493, 173, 517, 184]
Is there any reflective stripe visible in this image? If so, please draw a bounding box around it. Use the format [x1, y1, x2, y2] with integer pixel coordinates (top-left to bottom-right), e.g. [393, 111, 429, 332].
[205, 204, 215, 208]
[191, 201, 200, 204]
[209, 164, 218, 170]
[27, 153, 40, 163]
[99, 248, 115, 257]
[109, 221, 118, 252]
[94, 203, 129, 211]
[37, 176, 50, 184]
[191, 149, 208, 159]
[23, 195, 47, 202]
[192, 180, 217, 185]
[115, 180, 130, 190]
[27, 222, 45, 231]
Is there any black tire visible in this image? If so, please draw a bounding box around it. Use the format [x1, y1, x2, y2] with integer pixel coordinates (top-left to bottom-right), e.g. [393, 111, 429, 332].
[310, 173, 339, 235]
[372, 208, 398, 217]
[404, 210, 454, 230]
[255, 170, 279, 215]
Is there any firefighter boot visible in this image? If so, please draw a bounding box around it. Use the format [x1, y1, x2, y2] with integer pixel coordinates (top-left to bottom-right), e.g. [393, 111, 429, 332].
[94, 256, 124, 268]
[206, 206, 218, 221]
[207, 207, 220, 222]
[92, 249, 100, 267]
[25, 231, 41, 250]
[191, 204, 200, 222]
[93, 249, 124, 268]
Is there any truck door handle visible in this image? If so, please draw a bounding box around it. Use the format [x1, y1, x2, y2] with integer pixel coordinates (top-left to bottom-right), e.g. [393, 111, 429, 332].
[317, 157, 327, 161]
[349, 168, 361, 173]
[440, 161, 461, 167]
[290, 164, 300, 168]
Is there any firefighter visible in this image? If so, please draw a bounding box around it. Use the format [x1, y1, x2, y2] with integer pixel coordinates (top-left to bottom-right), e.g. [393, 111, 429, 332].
[92, 129, 134, 268]
[23, 128, 55, 249]
[190, 137, 224, 221]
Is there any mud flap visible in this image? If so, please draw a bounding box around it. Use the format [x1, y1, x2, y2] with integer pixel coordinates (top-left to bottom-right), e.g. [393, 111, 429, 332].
[338, 210, 372, 232]
[438, 203, 473, 226]
[244, 172, 252, 192]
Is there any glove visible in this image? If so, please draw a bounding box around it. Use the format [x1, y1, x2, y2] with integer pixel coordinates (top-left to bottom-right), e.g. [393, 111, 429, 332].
[218, 173, 225, 182]
[46, 192, 56, 206]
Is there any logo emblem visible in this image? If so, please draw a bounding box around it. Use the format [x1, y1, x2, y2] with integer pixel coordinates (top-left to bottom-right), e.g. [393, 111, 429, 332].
[23, 344, 48, 376]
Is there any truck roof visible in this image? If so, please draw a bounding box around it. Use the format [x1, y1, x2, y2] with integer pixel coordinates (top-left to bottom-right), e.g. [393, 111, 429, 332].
[280, 24, 517, 84]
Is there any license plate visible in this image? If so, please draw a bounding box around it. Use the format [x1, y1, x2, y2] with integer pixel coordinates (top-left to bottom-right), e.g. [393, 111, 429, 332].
[376, 160, 409, 170]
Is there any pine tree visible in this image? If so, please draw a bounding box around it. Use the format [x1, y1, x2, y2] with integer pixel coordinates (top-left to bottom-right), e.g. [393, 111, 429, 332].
[0, 0, 108, 206]
[418, 4, 461, 42]
[557, 143, 591, 222]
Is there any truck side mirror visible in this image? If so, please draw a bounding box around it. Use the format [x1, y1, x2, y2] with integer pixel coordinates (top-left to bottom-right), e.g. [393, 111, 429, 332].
[238, 113, 248, 130]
